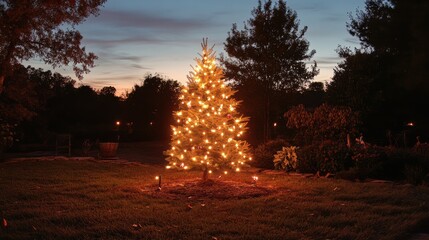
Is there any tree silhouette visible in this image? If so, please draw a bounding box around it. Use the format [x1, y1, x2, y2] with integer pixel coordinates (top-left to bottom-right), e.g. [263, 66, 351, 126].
[125, 74, 180, 141]
[222, 0, 318, 143]
[0, 0, 106, 93]
[327, 0, 429, 141]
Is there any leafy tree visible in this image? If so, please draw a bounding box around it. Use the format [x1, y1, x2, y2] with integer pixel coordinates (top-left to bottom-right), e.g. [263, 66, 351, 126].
[327, 0, 429, 141]
[0, 0, 106, 93]
[125, 74, 180, 140]
[0, 65, 78, 147]
[221, 0, 318, 143]
[99, 86, 117, 97]
[284, 104, 360, 145]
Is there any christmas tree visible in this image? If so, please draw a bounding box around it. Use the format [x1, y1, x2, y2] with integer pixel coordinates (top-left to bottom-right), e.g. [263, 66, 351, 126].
[164, 39, 252, 180]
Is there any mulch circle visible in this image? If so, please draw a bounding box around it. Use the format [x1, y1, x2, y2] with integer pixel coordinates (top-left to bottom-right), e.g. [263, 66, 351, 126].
[143, 178, 276, 200]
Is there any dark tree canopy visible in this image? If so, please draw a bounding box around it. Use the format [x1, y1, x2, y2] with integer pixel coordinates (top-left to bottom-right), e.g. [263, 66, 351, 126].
[327, 0, 429, 142]
[222, 0, 317, 92]
[0, 0, 106, 92]
[221, 0, 318, 143]
[99, 86, 117, 97]
[125, 74, 181, 140]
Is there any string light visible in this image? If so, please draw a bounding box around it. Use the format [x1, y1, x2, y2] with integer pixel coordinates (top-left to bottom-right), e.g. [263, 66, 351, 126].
[164, 40, 252, 179]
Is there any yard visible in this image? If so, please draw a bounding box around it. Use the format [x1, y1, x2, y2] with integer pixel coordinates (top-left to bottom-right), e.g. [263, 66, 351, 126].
[1, 143, 429, 240]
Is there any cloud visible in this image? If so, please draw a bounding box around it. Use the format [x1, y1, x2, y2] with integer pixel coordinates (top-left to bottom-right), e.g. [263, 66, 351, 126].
[323, 15, 343, 23]
[94, 9, 217, 31]
[316, 56, 342, 65]
[114, 55, 142, 62]
[131, 64, 151, 70]
[345, 37, 361, 45]
[84, 36, 165, 48]
[94, 51, 148, 66]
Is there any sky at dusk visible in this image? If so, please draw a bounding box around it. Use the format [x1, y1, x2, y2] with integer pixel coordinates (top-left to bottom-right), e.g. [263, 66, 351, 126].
[28, 0, 365, 96]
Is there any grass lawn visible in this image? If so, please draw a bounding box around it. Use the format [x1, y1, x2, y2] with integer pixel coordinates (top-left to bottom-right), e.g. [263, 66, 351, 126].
[1, 158, 429, 240]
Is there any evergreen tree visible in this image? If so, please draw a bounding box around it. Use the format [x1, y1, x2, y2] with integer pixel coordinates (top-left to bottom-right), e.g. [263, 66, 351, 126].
[165, 40, 251, 181]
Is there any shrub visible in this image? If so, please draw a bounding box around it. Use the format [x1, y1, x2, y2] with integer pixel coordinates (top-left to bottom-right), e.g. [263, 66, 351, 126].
[296, 140, 352, 174]
[384, 148, 428, 181]
[414, 143, 429, 159]
[273, 146, 298, 172]
[252, 139, 290, 169]
[284, 104, 360, 145]
[405, 164, 427, 185]
[348, 145, 429, 184]
[350, 145, 388, 180]
[296, 144, 319, 173]
[0, 121, 15, 152]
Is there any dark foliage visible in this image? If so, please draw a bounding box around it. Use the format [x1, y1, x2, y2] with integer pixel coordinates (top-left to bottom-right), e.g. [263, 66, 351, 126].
[124, 74, 181, 141]
[327, 0, 429, 143]
[222, 0, 318, 143]
[252, 138, 290, 169]
[296, 140, 352, 174]
[337, 145, 429, 185]
[0, 0, 106, 93]
[1, 68, 181, 152]
[285, 104, 360, 145]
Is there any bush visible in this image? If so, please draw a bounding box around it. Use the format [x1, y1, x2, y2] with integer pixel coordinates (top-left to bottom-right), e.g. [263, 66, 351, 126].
[346, 145, 429, 184]
[252, 139, 290, 169]
[414, 143, 429, 159]
[296, 144, 319, 173]
[273, 146, 298, 172]
[0, 121, 15, 152]
[297, 140, 352, 174]
[405, 164, 427, 185]
[350, 145, 388, 180]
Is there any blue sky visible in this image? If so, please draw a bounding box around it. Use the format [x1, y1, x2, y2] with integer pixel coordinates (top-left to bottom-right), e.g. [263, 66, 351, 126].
[29, 0, 365, 95]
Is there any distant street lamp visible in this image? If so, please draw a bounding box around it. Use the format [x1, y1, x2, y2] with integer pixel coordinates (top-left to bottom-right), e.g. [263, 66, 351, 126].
[273, 122, 277, 137]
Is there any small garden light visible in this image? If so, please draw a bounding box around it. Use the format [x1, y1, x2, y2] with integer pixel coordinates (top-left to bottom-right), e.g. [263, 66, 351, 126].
[155, 175, 162, 190]
[252, 176, 259, 185]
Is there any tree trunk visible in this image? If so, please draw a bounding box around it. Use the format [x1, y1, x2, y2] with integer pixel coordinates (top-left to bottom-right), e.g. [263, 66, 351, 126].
[0, 75, 4, 94]
[202, 168, 209, 181]
[263, 89, 271, 143]
[1, 42, 17, 94]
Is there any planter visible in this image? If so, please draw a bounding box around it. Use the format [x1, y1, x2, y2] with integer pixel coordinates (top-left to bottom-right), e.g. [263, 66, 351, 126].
[99, 142, 118, 159]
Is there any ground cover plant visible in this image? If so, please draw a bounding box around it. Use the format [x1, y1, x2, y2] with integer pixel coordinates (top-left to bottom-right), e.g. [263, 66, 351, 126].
[1, 158, 429, 240]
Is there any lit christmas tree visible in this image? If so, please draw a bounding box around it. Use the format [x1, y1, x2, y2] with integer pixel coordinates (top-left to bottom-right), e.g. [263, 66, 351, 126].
[164, 39, 252, 181]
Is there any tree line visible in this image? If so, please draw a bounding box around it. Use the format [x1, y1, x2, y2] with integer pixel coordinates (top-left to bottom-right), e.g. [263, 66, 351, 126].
[1, 0, 428, 151]
[0, 65, 180, 150]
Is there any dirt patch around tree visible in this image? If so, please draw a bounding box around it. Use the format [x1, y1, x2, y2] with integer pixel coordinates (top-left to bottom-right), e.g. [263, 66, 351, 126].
[142, 178, 276, 200]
